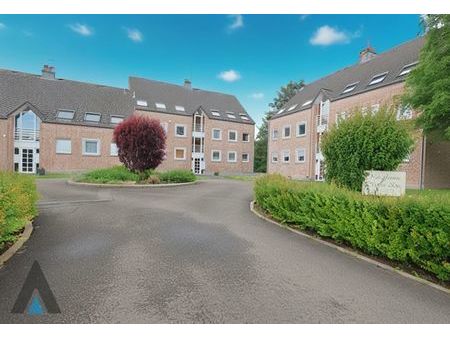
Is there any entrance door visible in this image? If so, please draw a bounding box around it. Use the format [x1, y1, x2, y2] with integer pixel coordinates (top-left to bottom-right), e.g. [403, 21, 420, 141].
[21, 148, 35, 173]
[193, 158, 201, 174]
[315, 159, 324, 181]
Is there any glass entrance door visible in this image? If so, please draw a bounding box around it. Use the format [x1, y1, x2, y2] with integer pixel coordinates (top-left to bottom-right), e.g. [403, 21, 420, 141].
[21, 148, 34, 173]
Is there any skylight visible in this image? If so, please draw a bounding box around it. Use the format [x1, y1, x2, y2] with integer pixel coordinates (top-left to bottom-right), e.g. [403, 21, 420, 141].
[211, 110, 220, 117]
[136, 100, 148, 107]
[175, 105, 185, 112]
[342, 82, 359, 94]
[398, 63, 417, 77]
[84, 112, 101, 123]
[288, 104, 298, 111]
[368, 72, 388, 86]
[240, 114, 249, 120]
[276, 108, 285, 115]
[155, 103, 166, 110]
[111, 116, 124, 124]
[302, 100, 313, 107]
[227, 113, 236, 119]
[57, 110, 74, 120]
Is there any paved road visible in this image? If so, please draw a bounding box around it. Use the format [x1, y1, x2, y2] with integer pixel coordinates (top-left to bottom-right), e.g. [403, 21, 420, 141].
[0, 178, 449, 323]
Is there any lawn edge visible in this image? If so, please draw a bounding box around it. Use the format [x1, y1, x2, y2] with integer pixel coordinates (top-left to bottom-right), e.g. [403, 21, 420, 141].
[249, 200, 450, 295]
[0, 221, 33, 267]
[67, 180, 199, 188]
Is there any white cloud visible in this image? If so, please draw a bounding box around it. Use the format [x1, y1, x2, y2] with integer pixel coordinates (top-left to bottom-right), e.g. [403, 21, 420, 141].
[0, 22, 6, 30]
[68, 23, 93, 36]
[310, 25, 360, 46]
[125, 28, 143, 43]
[218, 69, 241, 82]
[227, 14, 244, 32]
[250, 92, 264, 99]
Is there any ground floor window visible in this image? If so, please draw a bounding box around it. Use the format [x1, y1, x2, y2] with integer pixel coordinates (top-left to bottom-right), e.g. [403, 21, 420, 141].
[174, 147, 186, 160]
[56, 139, 72, 154]
[271, 152, 278, 163]
[295, 148, 306, 163]
[110, 143, 118, 156]
[282, 150, 290, 163]
[227, 151, 237, 162]
[242, 153, 249, 162]
[82, 138, 100, 156]
[211, 150, 221, 162]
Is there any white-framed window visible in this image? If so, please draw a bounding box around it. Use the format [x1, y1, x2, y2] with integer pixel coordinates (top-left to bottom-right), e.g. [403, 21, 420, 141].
[227, 113, 236, 119]
[57, 110, 74, 120]
[84, 112, 101, 123]
[276, 108, 285, 115]
[82, 138, 100, 156]
[271, 152, 278, 163]
[302, 100, 313, 107]
[272, 129, 279, 140]
[242, 133, 250, 142]
[211, 150, 221, 162]
[242, 153, 249, 162]
[368, 72, 388, 86]
[282, 125, 291, 139]
[212, 128, 222, 140]
[56, 139, 72, 154]
[228, 130, 237, 142]
[155, 102, 166, 110]
[336, 111, 347, 125]
[227, 151, 237, 163]
[175, 124, 186, 137]
[110, 142, 118, 156]
[342, 82, 359, 94]
[160, 122, 168, 134]
[174, 147, 186, 160]
[397, 105, 413, 120]
[240, 114, 249, 120]
[211, 110, 220, 117]
[288, 104, 298, 112]
[136, 100, 148, 107]
[296, 122, 307, 137]
[111, 115, 124, 124]
[295, 148, 306, 163]
[398, 62, 417, 77]
[282, 150, 290, 163]
[175, 105, 185, 112]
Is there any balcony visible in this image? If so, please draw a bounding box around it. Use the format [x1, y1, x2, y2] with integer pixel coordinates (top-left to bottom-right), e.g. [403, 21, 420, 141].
[14, 128, 40, 141]
[316, 114, 328, 133]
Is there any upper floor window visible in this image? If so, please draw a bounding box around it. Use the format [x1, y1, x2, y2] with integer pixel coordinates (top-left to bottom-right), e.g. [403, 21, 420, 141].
[242, 133, 250, 142]
[111, 116, 124, 124]
[282, 125, 291, 138]
[272, 129, 279, 140]
[228, 130, 237, 142]
[368, 72, 388, 86]
[175, 124, 186, 137]
[14, 110, 41, 141]
[155, 102, 166, 110]
[397, 105, 413, 120]
[160, 122, 168, 134]
[84, 112, 101, 123]
[212, 128, 222, 140]
[296, 122, 306, 137]
[57, 110, 74, 120]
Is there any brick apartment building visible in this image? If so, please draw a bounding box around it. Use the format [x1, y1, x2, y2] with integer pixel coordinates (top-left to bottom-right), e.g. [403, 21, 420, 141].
[0, 66, 254, 175]
[267, 37, 450, 189]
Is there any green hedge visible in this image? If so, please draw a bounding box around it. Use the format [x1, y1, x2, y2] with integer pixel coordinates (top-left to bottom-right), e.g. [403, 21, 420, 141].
[159, 169, 196, 183]
[254, 174, 450, 281]
[0, 172, 38, 252]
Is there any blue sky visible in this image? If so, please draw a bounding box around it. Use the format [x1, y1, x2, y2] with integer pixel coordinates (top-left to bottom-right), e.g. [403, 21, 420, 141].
[0, 15, 422, 127]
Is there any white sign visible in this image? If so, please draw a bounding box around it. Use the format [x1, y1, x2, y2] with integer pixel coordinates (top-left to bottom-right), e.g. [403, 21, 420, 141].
[362, 170, 406, 197]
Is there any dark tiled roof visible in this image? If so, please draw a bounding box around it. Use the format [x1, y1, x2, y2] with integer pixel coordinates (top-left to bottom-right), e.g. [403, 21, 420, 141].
[0, 69, 134, 127]
[129, 77, 255, 124]
[271, 36, 425, 120]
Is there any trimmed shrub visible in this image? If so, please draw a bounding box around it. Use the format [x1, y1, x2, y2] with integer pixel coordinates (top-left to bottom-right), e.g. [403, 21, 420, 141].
[254, 174, 450, 281]
[0, 172, 38, 252]
[159, 169, 196, 183]
[113, 115, 166, 172]
[79, 165, 139, 183]
[321, 107, 414, 191]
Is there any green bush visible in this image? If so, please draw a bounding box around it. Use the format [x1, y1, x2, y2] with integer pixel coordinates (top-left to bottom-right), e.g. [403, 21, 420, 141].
[322, 107, 414, 191]
[159, 169, 196, 183]
[0, 172, 38, 252]
[79, 165, 139, 183]
[254, 174, 450, 281]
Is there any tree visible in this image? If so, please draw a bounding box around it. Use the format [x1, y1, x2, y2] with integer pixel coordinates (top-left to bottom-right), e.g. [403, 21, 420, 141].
[403, 14, 450, 140]
[254, 80, 305, 172]
[113, 115, 166, 172]
[321, 107, 414, 191]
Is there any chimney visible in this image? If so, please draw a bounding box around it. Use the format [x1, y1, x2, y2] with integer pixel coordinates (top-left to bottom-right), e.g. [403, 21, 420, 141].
[41, 65, 56, 79]
[359, 45, 377, 64]
[184, 79, 192, 89]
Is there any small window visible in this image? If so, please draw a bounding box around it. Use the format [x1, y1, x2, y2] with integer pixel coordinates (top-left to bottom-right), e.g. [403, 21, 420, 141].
[211, 110, 220, 117]
[14, 147, 19, 155]
[398, 63, 417, 77]
[227, 113, 236, 119]
[84, 113, 101, 123]
[175, 105, 185, 112]
[282, 125, 291, 138]
[276, 108, 285, 115]
[155, 102, 166, 110]
[288, 104, 298, 112]
[397, 105, 413, 120]
[111, 116, 124, 124]
[211, 150, 221, 162]
[368, 72, 388, 86]
[302, 100, 313, 107]
[57, 110, 75, 120]
[240, 114, 249, 120]
[175, 124, 186, 137]
[137, 100, 148, 107]
[110, 143, 118, 156]
[282, 150, 290, 163]
[271, 152, 278, 163]
[212, 129, 222, 140]
[228, 130, 237, 142]
[296, 122, 306, 137]
[242, 153, 249, 162]
[272, 129, 279, 140]
[227, 151, 237, 163]
[296, 149, 306, 163]
[56, 139, 72, 154]
[342, 82, 359, 94]
[82, 139, 100, 156]
[160, 122, 168, 134]
[242, 133, 250, 142]
[174, 147, 186, 160]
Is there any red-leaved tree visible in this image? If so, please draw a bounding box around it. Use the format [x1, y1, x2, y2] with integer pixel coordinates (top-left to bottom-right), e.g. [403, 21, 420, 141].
[113, 115, 166, 172]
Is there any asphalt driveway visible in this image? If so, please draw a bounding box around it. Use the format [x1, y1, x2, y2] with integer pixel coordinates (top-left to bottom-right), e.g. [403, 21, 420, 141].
[0, 178, 449, 323]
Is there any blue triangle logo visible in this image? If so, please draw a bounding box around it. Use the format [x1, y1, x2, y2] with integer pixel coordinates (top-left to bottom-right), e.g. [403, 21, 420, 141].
[27, 293, 45, 316]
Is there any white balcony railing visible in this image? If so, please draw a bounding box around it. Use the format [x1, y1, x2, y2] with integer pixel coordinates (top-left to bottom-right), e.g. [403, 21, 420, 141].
[14, 128, 40, 141]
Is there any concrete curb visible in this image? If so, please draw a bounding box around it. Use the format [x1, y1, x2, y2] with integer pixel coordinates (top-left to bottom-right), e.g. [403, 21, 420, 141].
[250, 200, 449, 295]
[0, 221, 33, 267]
[67, 180, 200, 188]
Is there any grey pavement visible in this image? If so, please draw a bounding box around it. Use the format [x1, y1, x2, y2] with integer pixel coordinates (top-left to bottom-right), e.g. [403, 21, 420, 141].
[0, 178, 449, 323]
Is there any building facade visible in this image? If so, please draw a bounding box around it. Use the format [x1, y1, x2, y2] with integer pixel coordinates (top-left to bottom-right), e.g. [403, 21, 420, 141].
[0, 66, 254, 175]
[267, 37, 450, 189]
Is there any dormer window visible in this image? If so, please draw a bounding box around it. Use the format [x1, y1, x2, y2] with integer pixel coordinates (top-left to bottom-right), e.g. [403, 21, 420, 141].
[276, 108, 285, 115]
[155, 102, 166, 110]
[342, 82, 359, 94]
[111, 116, 124, 124]
[211, 110, 220, 116]
[175, 105, 185, 112]
[137, 100, 148, 107]
[84, 112, 101, 123]
[368, 72, 388, 86]
[398, 62, 417, 77]
[227, 112, 236, 119]
[302, 100, 313, 107]
[240, 115, 249, 120]
[288, 104, 298, 112]
[57, 110, 74, 120]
